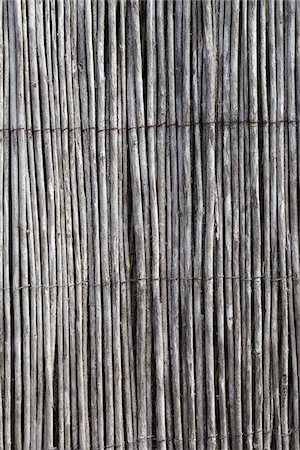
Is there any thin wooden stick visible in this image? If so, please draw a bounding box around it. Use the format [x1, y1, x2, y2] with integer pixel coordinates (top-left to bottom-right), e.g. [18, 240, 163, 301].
[269, 1, 282, 447]
[108, 1, 124, 448]
[49, 0, 65, 446]
[215, 2, 228, 448]
[56, 2, 72, 446]
[223, 2, 235, 444]
[3, 4, 11, 448]
[8, 3, 22, 447]
[156, 1, 172, 447]
[230, 3, 242, 448]
[127, 13, 147, 448]
[202, 2, 217, 448]
[146, 1, 166, 449]
[0, 0, 4, 446]
[240, 2, 251, 448]
[167, 2, 183, 448]
[77, 0, 99, 446]
[248, 2, 263, 447]
[260, 1, 271, 448]
[276, 2, 289, 448]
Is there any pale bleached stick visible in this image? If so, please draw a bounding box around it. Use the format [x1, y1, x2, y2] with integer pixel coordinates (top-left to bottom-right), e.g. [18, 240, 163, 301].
[65, 2, 87, 447]
[69, 1, 90, 442]
[35, 14, 57, 442]
[22, 1, 39, 446]
[33, 0, 56, 445]
[56, 2, 72, 446]
[49, 0, 65, 446]
[276, 2, 289, 448]
[77, 0, 99, 445]
[156, 1, 173, 446]
[284, 5, 299, 440]
[94, 0, 114, 445]
[202, 1, 217, 448]
[108, 1, 124, 448]
[0, 0, 3, 445]
[3, 7, 11, 445]
[62, 3, 80, 446]
[8, 3, 22, 447]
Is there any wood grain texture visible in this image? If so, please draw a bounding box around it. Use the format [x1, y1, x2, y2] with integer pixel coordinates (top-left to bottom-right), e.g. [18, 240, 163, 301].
[0, 2, 299, 449]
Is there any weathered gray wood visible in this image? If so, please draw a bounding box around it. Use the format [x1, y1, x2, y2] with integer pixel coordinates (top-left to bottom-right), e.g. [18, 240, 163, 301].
[2, 2, 300, 448]
[8, 3, 22, 447]
[276, 2, 289, 448]
[167, 2, 183, 448]
[146, 1, 166, 449]
[202, 2, 217, 448]
[248, 2, 263, 448]
[260, 2, 271, 448]
[127, 10, 148, 447]
[215, 2, 228, 448]
[269, 1, 282, 448]
[3, 4, 11, 448]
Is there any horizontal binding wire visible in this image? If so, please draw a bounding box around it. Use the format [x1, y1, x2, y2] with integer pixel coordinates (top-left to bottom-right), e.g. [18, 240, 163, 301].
[2, 273, 299, 292]
[0, 118, 298, 134]
[64, 426, 298, 449]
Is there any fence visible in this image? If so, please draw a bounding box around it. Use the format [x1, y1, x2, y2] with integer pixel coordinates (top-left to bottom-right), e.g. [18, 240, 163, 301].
[0, 0, 299, 449]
